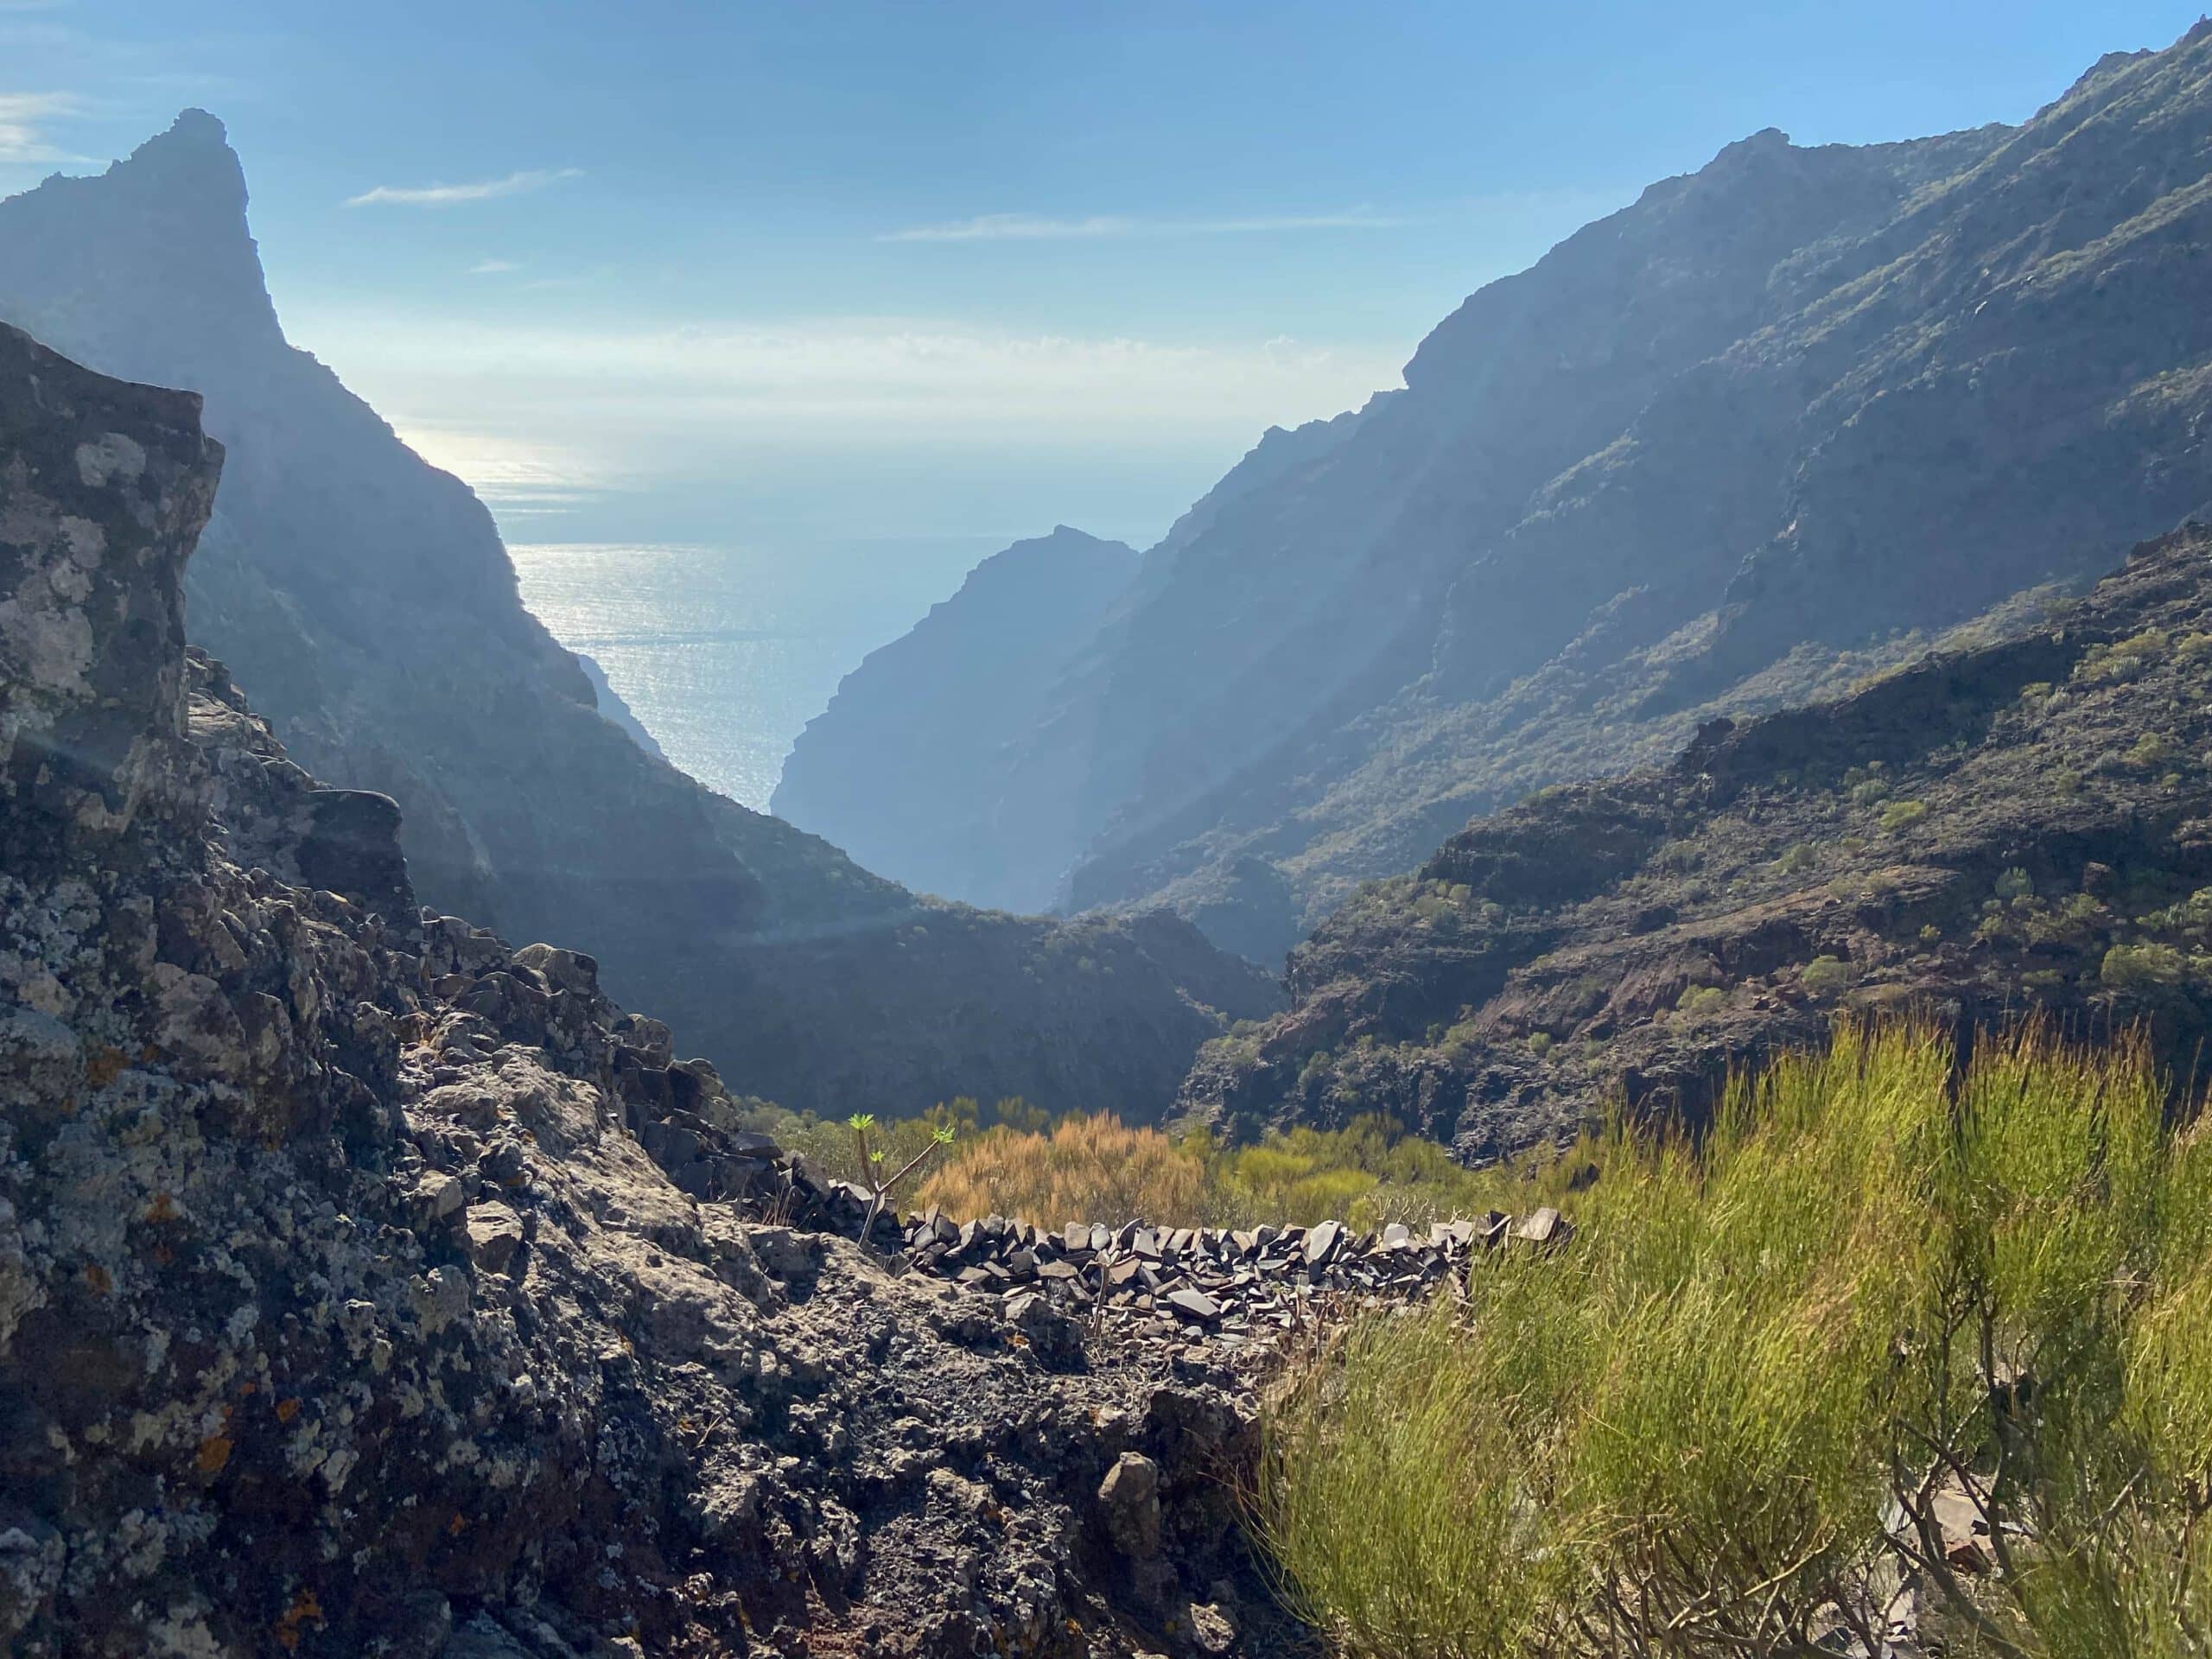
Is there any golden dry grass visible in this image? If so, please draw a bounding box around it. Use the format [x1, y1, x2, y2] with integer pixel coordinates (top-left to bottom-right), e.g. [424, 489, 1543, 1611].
[916, 1114, 1206, 1227]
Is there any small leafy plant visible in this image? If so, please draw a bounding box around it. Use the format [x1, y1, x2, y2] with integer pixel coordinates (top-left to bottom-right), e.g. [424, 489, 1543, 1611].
[844, 1112, 956, 1246]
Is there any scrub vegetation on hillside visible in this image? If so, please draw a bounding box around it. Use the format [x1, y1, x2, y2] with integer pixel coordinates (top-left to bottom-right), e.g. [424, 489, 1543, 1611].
[741, 1096, 1583, 1231]
[1257, 1021, 2212, 1658]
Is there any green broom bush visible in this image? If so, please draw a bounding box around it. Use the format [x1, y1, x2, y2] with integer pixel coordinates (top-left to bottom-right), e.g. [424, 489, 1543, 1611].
[1259, 1021, 2212, 1657]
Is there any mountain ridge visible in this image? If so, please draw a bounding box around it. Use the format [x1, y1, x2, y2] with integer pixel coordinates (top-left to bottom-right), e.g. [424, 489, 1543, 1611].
[1178, 523, 2212, 1160]
[779, 22, 2212, 968]
[774, 524, 1136, 908]
[0, 113, 1278, 1118]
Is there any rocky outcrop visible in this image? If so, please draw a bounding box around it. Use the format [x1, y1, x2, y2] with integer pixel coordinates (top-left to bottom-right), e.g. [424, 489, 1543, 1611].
[0, 326, 1297, 1656]
[812, 23, 2212, 963]
[0, 115, 1275, 1118]
[1181, 523, 2212, 1160]
[776, 525, 1138, 911]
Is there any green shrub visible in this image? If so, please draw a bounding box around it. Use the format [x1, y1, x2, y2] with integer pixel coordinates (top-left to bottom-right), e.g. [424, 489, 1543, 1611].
[1878, 798, 1929, 833]
[1258, 1023, 2212, 1658]
[2130, 730, 2185, 770]
[2073, 628, 2170, 683]
[2103, 942, 2190, 989]
[1801, 955, 1853, 997]
[1675, 984, 1727, 1016]
[1771, 841, 1819, 876]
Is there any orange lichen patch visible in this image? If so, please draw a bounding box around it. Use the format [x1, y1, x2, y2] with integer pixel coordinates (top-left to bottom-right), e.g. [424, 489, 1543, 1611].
[195, 1433, 233, 1475]
[274, 1587, 324, 1651]
[144, 1192, 181, 1224]
[85, 1045, 127, 1088]
[275, 1397, 302, 1424]
[83, 1262, 111, 1295]
[447, 1511, 468, 1536]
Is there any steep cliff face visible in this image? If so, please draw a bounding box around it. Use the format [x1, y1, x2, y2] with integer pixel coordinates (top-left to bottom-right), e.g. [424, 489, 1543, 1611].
[1180, 524, 2212, 1161]
[0, 324, 1288, 1658]
[818, 23, 2212, 963]
[775, 525, 1137, 911]
[0, 116, 1276, 1116]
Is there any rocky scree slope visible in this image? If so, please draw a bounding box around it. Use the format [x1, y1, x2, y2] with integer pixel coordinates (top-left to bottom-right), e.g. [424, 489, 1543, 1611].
[1181, 524, 2212, 1161]
[0, 325, 1293, 1657]
[0, 113, 1276, 1118]
[806, 23, 2212, 963]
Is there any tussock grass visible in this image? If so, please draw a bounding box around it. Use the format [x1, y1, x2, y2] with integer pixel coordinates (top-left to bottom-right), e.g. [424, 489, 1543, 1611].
[918, 1113, 1208, 1227]
[1259, 1021, 2212, 1657]
[910, 1110, 1580, 1231]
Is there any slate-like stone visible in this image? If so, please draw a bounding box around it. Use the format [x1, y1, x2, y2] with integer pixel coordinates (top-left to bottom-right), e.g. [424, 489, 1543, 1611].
[1166, 1289, 1222, 1325]
[1304, 1219, 1343, 1268]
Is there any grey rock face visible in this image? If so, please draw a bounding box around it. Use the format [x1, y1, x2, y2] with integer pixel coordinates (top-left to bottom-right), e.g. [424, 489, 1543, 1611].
[0, 324, 216, 851]
[0, 326, 1297, 1657]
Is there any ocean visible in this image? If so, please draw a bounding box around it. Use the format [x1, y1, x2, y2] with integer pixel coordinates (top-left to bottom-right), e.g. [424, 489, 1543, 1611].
[508, 539, 989, 810]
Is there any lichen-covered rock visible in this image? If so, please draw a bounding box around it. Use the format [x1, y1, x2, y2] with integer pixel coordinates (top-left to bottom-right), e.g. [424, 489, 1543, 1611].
[0, 324, 1298, 1657]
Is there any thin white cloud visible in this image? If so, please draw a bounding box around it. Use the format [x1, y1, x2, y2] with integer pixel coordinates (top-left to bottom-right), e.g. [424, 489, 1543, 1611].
[467, 258, 518, 276]
[286, 305, 1405, 462]
[347, 167, 582, 208]
[0, 91, 86, 164]
[880, 207, 1411, 243]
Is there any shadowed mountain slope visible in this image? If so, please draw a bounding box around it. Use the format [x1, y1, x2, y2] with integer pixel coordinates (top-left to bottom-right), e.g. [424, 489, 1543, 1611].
[1179, 525, 2212, 1160]
[792, 23, 2212, 965]
[0, 114, 1275, 1116]
[775, 524, 1136, 910]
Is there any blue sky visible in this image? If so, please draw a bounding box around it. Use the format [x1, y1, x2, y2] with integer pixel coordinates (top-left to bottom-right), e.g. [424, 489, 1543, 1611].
[2, 0, 2204, 556]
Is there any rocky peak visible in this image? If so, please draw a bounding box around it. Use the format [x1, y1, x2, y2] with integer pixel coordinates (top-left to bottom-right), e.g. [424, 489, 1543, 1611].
[0, 111, 283, 380]
[2, 117, 1276, 1120]
[772, 524, 1141, 911]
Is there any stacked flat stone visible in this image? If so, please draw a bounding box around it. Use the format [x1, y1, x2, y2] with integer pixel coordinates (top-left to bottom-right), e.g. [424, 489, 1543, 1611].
[694, 1129, 1576, 1349]
[887, 1205, 1574, 1348]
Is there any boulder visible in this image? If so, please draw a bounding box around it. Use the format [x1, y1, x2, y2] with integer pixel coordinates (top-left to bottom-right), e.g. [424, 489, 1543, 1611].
[1098, 1452, 1162, 1557]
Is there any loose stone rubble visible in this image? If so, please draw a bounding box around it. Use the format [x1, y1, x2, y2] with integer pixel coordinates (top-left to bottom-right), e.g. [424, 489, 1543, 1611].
[435, 909, 1576, 1363]
[0, 323, 1313, 1658]
[764, 1167, 1571, 1355]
